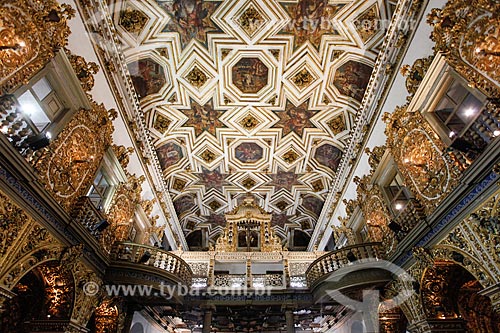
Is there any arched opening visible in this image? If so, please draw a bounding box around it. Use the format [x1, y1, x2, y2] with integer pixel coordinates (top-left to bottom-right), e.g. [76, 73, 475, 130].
[130, 322, 144, 333]
[186, 229, 204, 250]
[292, 230, 310, 250]
[0, 261, 75, 333]
[420, 261, 500, 332]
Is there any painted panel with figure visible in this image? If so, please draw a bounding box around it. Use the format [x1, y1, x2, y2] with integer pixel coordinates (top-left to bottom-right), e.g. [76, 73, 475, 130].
[231, 58, 269, 93]
[156, 142, 184, 170]
[235, 142, 264, 163]
[157, 0, 221, 47]
[173, 195, 196, 217]
[182, 99, 225, 137]
[273, 100, 318, 138]
[333, 60, 373, 102]
[280, 0, 344, 49]
[314, 144, 342, 171]
[128, 58, 167, 98]
[302, 195, 324, 218]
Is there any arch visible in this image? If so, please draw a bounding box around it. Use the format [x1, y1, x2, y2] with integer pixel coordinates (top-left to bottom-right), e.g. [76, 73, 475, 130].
[431, 245, 494, 288]
[186, 229, 203, 250]
[293, 230, 311, 248]
[130, 322, 145, 333]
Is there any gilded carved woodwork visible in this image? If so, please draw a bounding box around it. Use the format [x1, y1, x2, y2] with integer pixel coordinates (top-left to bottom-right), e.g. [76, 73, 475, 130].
[95, 299, 120, 333]
[119, 7, 148, 34]
[34, 101, 115, 211]
[383, 105, 462, 215]
[400, 56, 434, 96]
[67, 50, 99, 93]
[71, 262, 103, 327]
[216, 197, 282, 252]
[112, 144, 135, 170]
[102, 174, 145, 251]
[428, 0, 500, 97]
[38, 263, 75, 319]
[0, 0, 74, 92]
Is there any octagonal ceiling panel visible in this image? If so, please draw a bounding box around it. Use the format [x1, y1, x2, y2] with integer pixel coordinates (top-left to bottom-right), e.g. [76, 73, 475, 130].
[112, 0, 388, 248]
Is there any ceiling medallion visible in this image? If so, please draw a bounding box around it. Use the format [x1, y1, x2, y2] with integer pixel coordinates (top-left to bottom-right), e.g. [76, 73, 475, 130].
[282, 150, 300, 164]
[239, 114, 260, 130]
[273, 100, 318, 138]
[354, 4, 380, 43]
[186, 66, 208, 89]
[200, 149, 217, 163]
[327, 113, 346, 135]
[208, 200, 222, 211]
[241, 177, 257, 190]
[119, 7, 148, 34]
[311, 179, 324, 192]
[237, 5, 264, 37]
[275, 200, 289, 211]
[291, 68, 315, 90]
[153, 114, 171, 134]
[172, 178, 187, 192]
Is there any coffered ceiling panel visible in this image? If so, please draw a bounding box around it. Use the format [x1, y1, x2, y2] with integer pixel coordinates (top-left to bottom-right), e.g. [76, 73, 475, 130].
[111, 0, 388, 247]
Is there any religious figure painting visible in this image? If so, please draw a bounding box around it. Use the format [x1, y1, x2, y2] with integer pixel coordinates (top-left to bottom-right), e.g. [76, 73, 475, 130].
[127, 58, 166, 98]
[333, 60, 373, 102]
[281, 0, 344, 49]
[182, 100, 225, 137]
[273, 100, 318, 138]
[156, 142, 184, 170]
[314, 144, 342, 171]
[231, 58, 269, 94]
[173, 195, 196, 217]
[195, 167, 230, 192]
[268, 169, 303, 192]
[234, 142, 264, 163]
[302, 195, 324, 218]
[157, 0, 220, 47]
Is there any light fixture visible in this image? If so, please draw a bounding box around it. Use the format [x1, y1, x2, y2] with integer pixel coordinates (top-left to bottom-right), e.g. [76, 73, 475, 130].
[449, 131, 455, 138]
[395, 203, 403, 210]
[403, 158, 410, 164]
[493, 130, 500, 137]
[464, 108, 475, 117]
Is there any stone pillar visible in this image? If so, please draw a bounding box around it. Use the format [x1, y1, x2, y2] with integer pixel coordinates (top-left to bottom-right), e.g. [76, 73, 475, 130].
[285, 309, 295, 333]
[202, 309, 212, 333]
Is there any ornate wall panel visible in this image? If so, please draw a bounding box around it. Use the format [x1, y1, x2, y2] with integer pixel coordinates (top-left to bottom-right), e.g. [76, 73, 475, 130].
[34, 102, 115, 211]
[428, 0, 500, 98]
[0, 0, 74, 92]
[104, 0, 387, 246]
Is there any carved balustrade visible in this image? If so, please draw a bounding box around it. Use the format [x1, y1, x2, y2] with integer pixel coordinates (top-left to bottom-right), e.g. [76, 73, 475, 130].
[391, 198, 427, 240]
[213, 274, 246, 288]
[305, 242, 383, 287]
[252, 274, 284, 288]
[111, 242, 193, 286]
[71, 196, 107, 239]
[0, 94, 44, 162]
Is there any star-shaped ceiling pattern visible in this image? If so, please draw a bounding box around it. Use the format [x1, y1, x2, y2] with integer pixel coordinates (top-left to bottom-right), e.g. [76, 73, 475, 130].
[114, 0, 389, 248]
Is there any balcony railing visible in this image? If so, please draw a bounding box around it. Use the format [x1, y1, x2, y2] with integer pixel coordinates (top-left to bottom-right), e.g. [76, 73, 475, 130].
[71, 196, 107, 239]
[0, 94, 45, 163]
[305, 242, 383, 287]
[391, 198, 426, 240]
[111, 242, 193, 286]
[252, 274, 284, 288]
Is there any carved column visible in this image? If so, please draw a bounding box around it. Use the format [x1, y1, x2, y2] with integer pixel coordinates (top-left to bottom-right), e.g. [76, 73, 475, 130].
[0, 287, 15, 314]
[202, 308, 212, 333]
[284, 308, 295, 333]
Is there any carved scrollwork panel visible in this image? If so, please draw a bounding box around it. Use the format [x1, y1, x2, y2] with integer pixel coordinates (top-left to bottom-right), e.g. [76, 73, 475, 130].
[0, 1, 74, 92]
[34, 102, 114, 211]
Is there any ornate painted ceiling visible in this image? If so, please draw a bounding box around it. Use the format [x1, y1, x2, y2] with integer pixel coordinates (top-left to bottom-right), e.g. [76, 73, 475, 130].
[111, 0, 393, 248]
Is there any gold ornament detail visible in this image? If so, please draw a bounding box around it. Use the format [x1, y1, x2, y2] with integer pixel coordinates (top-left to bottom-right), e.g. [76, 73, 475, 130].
[119, 7, 148, 34]
[153, 114, 171, 134]
[34, 102, 115, 211]
[208, 200, 222, 211]
[354, 4, 380, 43]
[200, 149, 217, 163]
[67, 50, 99, 92]
[241, 177, 256, 189]
[400, 56, 434, 96]
[428, 0, 500, 97]
[112, 144, 134, 170]
[239, 114, 259, 130]
[237, 5, 264, 37]
[172, 178, 187, 191]
[0, 1, 75, 92]
[311, 179, 324, 192]
[186, 66, 208, 88]
[327, 113, 346, 135]
[291, 68, 315, 90]
[282, 150, 299, 164]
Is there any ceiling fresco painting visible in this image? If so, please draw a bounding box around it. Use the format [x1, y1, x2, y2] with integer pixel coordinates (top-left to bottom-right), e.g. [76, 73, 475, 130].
[114, 0, 387, 248]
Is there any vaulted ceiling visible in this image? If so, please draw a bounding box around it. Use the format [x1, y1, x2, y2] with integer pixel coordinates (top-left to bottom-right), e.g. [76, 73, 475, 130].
[111, 0, 394, 248]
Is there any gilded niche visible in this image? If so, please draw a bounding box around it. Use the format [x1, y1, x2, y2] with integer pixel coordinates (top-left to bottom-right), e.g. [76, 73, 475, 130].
[0, 0, 74, 91]
[34, 102, 115, 211]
